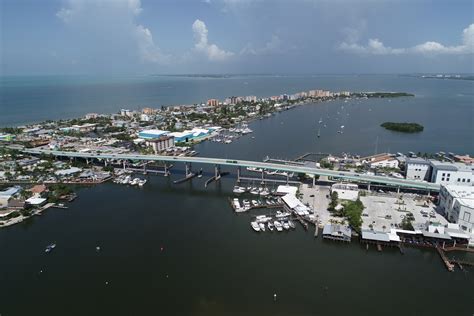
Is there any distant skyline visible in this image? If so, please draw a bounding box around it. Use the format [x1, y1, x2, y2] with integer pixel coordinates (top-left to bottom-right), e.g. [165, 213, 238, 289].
[1, 0, 473, 75]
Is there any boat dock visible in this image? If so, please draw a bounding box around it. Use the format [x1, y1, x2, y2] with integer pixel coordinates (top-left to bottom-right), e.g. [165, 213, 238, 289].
[436, 246, 454, 272]
[173, 172, 197, 184]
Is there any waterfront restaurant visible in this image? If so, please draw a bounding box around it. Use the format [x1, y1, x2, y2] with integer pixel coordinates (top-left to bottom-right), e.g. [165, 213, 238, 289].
[322, 224, 352, 242]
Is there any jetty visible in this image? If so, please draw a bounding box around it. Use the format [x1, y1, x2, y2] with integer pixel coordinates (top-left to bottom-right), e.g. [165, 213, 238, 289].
[436, 246, 454, 272]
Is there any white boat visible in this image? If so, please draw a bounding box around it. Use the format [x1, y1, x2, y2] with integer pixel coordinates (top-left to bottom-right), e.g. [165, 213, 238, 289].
[138, 179, 147, 187]
[274, 221, 283, 232]
[233, 186, 246, 194]
[247, 167, 263, 172]
[275, 211, 291, 218]
[250, 188, 260, 195]
[251, 222, 260, 232]
[283, 221, 290, 230]
[267, 222, 274, 231]
[259, 223, 266, 231]
[243, 199, 251, 208]
[260, 188, 270, 196]
[288, 220, 296, 229]
[251, 200, 258, 207]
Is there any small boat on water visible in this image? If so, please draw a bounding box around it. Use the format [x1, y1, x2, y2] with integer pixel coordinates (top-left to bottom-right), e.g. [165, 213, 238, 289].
[45, 243, 56, 253]
[267, 222, 274, 231]
[274, 221, 283, 232]
[259, 222, 266, 232]
[259, 188, 270, 196]
[251, 200, 259, 207]
[197, 168, 203, 178]
[276, 211, 291, 218]
[250, 188, 260, 195]
[233, 186, 246, 194]
[251, 222, 260, 232]
[288, 220, 296, 229]
[138, 179, 147, 187]
[283, 221, 290, 230]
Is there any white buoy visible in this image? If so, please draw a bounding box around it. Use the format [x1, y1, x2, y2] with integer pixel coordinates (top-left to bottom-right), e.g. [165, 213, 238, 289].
[273, 293, 277, 301]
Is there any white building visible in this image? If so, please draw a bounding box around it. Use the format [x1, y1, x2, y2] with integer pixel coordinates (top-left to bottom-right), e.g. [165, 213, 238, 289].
[140, 114, 151, 122]
[146, 136, 175, 153]
[363, 153, 399, 169]
[430, 160, 474, 186]
[405, 157, 431, 181]
[330, 183, 359, 201]
[438, 184, 474, 233]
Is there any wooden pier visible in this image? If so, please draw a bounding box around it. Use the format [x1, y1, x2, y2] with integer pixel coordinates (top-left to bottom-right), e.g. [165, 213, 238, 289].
[173, 173, 197, 184]
[436, 246, 454, 272]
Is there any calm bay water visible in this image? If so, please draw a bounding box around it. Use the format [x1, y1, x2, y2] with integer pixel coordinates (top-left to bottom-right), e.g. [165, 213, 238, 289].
[0, 75, 473, 315]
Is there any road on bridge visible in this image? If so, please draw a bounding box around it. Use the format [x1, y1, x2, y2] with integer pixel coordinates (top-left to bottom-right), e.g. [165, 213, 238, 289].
[23, 148, 440, 192]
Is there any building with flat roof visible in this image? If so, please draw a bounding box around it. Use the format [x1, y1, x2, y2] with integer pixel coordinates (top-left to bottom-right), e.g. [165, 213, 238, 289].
[322, 224, 352, 241]
[138, 129, 169, 140]
[146, 136, 175, 153]
[362, 153, 399, 169]
[454, 155, 474, 164]
[207, 99, 219, 106]
[430, 160, 473, 186]
[405, 157, 431, 181]
[331, 183, 359, 201]
[438, 184, 474, 233]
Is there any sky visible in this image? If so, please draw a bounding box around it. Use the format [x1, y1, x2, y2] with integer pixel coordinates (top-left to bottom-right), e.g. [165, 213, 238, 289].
[1, 0, 473, 75]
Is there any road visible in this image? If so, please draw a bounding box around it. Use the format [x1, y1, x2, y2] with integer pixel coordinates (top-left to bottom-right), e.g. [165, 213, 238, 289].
[23, 148, 441, 191]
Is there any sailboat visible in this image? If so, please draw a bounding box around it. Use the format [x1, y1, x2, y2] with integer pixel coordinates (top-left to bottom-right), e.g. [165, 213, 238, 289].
[318, 117, 323, 124]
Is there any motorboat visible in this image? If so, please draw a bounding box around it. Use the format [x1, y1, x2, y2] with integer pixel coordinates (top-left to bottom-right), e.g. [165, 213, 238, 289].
[260, 188, 270, 196]
[251, 222, 260, 232]
[259, 223, 266, 231]
[283, 221, 290, 230]
[45, 243, 56, 253]
[233, 186, 246, 194]
[275, 211, 291, 218]
[250, 188, 260, 195]
[251, 200, 259, 207]
[138, 179, 147, 187]
[288, 220, 296, 229]
[274, 221, 283, 232]
[267, 222, 274, 231]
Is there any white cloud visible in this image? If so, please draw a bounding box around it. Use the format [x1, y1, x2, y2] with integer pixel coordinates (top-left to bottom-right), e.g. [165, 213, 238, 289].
[192, 19, 234, 61]
[57, 0, 170, 64]
[339, 23, 474, 56]
[339, 38, 404, 55]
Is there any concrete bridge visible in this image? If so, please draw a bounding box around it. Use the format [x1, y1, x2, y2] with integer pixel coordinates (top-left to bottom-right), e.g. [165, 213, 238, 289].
[23, 148, 441, 192]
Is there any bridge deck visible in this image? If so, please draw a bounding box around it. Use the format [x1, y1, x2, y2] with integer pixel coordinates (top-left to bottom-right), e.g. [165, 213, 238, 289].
[23, 149, 440, 191]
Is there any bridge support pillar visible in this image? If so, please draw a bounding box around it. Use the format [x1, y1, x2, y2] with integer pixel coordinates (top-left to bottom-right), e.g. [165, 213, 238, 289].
[312, 176, 316, 187]
[397, 186, 400, 194]
[164, 164, 170, 177]
[185, 163, 192, 177]
[367, 183, 371, 192]
[143, 163, 147, 175]
[286, 173, 289, 185]
[123, 160, 126, 170]
[86, 158, 90, 165]
[427, 190, 430, 197]
[215, 165, 221, 179]
[237, 167, 241, 183]
[261, 169, 265, 185]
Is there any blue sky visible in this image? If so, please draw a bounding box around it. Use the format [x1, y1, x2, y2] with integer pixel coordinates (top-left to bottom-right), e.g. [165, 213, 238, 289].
[1, 0, 473, 75]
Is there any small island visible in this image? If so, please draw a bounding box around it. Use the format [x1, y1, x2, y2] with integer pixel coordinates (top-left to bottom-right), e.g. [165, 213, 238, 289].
[381, 122, 424, 133]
